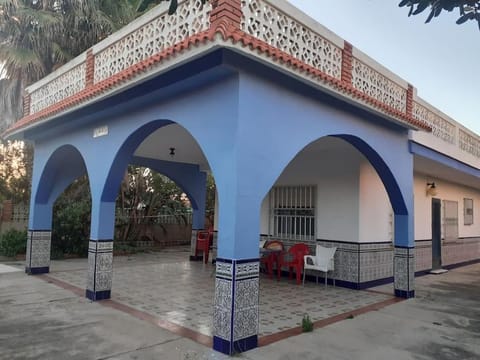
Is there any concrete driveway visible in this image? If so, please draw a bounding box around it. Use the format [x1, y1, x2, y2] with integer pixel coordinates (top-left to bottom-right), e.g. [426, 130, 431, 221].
[0, 260, 479, 359]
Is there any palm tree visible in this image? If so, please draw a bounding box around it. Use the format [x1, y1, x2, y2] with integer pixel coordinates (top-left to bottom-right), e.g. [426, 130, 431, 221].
[0, 0, 156, 133]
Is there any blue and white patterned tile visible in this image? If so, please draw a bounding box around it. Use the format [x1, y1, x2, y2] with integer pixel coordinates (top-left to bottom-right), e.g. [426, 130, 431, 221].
[234, 278, 258, 310]
[235, 261, 259, 280]
[28, 231, 51, 268]
[234, 307, 259, 341]
[216, 261, 233, 280]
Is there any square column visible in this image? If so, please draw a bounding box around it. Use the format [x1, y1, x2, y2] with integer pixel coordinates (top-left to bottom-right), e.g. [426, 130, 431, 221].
[213, 258, 259, 355]
[25, 230, 51, 274]
[394, 246, 415, 298]
[86, 240, 113, 301]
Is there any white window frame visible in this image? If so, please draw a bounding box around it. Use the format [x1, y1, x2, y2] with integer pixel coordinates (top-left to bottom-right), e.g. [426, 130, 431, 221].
[464, 198, 474, 226]
[269, 185, 316, 243]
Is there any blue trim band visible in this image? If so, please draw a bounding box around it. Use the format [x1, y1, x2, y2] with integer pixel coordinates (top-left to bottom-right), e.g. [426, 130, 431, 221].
[236, 258, 260, 264]
[85, 289, 111, 301]
[213, 335, 258, 355]
[395, 289, 415, 298]
[216, 257, 260, 264]
[444, 258, 480, 270]
[233, 335, 258, 353]
[213, 336, 231, 354]
[410, 140, 480, 176]
[394, 245, 415, 249]
[25, 266, 49, 275]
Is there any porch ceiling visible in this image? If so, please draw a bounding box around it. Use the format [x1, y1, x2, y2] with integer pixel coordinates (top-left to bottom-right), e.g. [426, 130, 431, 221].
[134, 124, 210, 171]
[414, 155, 480, 190]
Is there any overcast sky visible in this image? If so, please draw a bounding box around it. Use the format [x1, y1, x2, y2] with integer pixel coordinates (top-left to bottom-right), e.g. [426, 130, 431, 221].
[287, 0, 479, 134]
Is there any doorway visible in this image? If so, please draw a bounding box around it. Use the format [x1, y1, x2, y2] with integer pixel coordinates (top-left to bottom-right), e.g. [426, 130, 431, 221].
[431, 198, 442, 270]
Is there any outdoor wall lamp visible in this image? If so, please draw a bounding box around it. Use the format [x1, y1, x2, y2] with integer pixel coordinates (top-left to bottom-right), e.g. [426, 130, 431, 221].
[169, 147, 176, 159]
[426, 182, 437, 196]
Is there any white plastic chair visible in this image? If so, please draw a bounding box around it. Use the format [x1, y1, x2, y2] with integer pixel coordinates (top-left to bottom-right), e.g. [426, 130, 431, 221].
[303, 245, 337, 287]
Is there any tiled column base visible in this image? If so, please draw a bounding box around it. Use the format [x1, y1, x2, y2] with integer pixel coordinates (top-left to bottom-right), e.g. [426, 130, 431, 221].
[394, 246, 415, 298]
[213, 258, 259, 355]
[86, 240, 113, 301]
[25, 230, 51, 274]
[189, 229, 200, 260]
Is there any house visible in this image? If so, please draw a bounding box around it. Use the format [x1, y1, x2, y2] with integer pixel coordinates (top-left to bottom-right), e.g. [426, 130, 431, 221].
[4, 0, 479, 354]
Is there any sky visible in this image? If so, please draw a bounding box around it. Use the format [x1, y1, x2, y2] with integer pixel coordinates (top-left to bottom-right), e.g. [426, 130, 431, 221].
[287, 0, 480, 134]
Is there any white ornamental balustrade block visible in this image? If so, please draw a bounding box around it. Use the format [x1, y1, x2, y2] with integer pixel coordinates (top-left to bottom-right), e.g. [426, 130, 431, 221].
[412, 102, 456, 144]
[94, 0, 211, 83]
[459, 128, 480, 158]
[241, 0, 342, 79]
[29, 63, 86, 114]
[352, 58, 407, 113]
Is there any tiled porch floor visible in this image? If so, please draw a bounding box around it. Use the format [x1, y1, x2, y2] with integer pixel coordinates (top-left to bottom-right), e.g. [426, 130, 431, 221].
[46, 247, 393, 338]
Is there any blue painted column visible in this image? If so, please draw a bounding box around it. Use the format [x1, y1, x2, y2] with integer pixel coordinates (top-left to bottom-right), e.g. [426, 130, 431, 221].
[392, 154, 415, 299]
[213, 174, 262, 354]
[393, 213, 415, 298]
[26, 144, 88, 275]
[28, 155, 53, 276]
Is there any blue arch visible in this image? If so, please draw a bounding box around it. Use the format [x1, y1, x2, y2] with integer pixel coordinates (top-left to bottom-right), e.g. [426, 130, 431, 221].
[30, 144, 89, 229]
[100, 120, 173, 202]
[330, 134, 408, 216]
[130, 156, 204, 210]
[35, 144, 88, 205]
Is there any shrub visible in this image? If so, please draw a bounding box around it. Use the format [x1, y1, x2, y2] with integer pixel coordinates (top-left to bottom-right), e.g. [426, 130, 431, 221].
[0, 229, 27, 257]
[301, 314, 314, 332]
[52, 196, 91, 258]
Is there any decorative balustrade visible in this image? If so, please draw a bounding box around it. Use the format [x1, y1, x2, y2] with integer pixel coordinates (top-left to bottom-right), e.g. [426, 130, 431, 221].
[412, 101, 456, 145]
[93, 0, 211, 83]
[20, 0, 480, 163]
[352, 58, 407, 113]
[241, 0, 343, 80]
[459, 128, 480, 158]
[30, 61, 86, 114]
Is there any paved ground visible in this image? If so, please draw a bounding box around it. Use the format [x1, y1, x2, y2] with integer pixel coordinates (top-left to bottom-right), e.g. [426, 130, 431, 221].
[0, 258, 479, 359]
[43, 248, 391, 337]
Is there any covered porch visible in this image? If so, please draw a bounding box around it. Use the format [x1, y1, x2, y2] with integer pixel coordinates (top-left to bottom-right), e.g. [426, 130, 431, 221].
[42, 246, 396, 346]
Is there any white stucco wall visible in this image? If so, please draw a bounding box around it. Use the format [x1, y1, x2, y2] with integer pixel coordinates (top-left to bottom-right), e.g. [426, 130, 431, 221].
[259, 138, 362, 242]
[414, 174, 480, 240]
[358, 160, 392, 242]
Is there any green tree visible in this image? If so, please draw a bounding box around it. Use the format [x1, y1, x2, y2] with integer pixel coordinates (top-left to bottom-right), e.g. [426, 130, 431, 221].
[51, 175, 91, 258]
[399, 0, 480, 29]
[0, 140, 32, 203]
[0, 0, 162, 132]
[116, 166, 191, 244]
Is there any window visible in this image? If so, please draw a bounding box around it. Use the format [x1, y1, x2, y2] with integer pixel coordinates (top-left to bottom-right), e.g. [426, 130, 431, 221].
[464, 198, 474, 225]
[269, 185, 316, 242]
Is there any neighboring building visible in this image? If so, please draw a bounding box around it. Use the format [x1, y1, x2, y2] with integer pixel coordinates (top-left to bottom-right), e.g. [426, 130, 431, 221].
[4, 0, 479, 355]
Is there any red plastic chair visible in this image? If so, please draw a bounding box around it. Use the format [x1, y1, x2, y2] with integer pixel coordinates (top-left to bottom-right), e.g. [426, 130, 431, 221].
[277, 243, 310, 284]
[260, 240, 284, 279]
[195, 229, 213, 264]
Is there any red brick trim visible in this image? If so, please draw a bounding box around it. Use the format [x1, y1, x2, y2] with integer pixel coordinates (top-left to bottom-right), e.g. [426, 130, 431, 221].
[407, 84, 414, 118]
[210, 0, 242, 28]
[86, 49, 95, 87]
[341, 41, 353, 85]
[22, 93, 31, 117]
